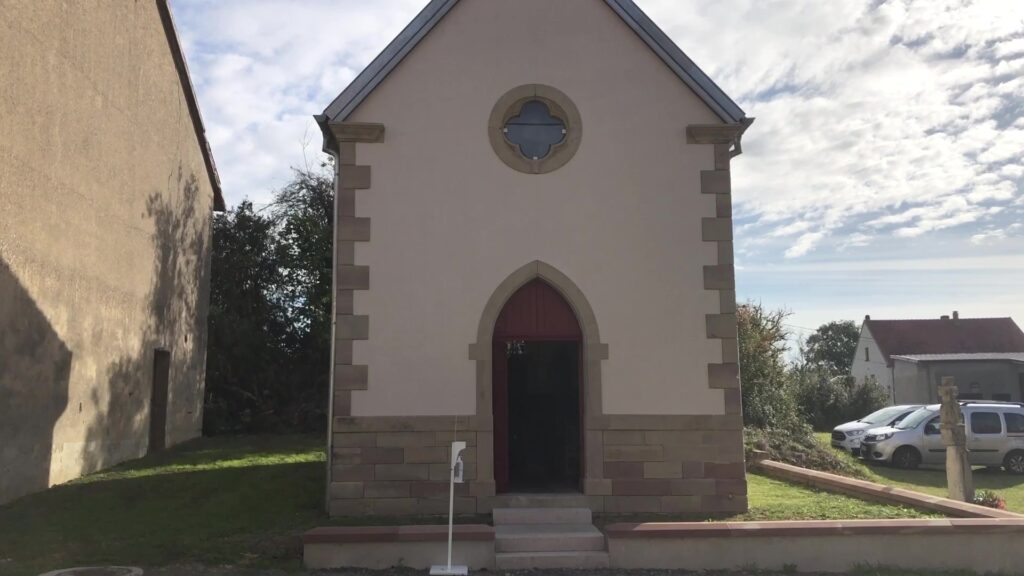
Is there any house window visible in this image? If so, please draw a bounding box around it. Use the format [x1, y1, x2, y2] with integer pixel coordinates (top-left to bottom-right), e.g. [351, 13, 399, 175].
[993, 393, 1011, 402]
[503, 100, 566, 160]
[971, 412, 1002, 435]
[1006, 413, 1024, 435]
[865, 347, 869, 362]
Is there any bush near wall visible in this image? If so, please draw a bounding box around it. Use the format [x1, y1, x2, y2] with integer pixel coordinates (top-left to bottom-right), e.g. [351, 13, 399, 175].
[744, 424, 870, 479]
[737, 302, 802, 431]
[737, 303, 882, 478]
[791, 368, 889, 431]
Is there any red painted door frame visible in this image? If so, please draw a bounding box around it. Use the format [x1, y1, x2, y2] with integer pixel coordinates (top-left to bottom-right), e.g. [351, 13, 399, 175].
[492, 279, 583, 494]
[493, 339, 510, 492]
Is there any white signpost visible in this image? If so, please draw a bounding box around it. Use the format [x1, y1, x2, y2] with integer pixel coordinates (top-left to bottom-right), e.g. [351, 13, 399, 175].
[430, 440, 468, 576]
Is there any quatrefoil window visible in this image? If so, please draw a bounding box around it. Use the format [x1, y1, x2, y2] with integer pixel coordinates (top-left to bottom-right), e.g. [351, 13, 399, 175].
[502, 100, 567, 160]
[488, 85, 581, 174]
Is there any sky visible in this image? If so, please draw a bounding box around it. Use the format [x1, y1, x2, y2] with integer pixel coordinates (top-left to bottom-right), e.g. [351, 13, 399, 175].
[171, 0, 1024, 345]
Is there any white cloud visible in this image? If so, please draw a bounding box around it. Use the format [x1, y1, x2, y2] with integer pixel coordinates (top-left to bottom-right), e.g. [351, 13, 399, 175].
[785, 232, 826, 258]
[838, 233, 874, 250]
[171, 0, 1024, 254]
[173, 0, 427, 205]
[971, 222, 1024, 245]
[635, 0, 1024, 257]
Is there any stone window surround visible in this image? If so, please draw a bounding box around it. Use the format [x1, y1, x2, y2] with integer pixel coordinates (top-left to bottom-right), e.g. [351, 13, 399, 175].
[321, 118, 754, 516]
[487, 84, 582, 174]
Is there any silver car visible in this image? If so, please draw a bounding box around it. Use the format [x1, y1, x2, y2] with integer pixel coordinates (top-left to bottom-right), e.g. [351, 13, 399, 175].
[859, 401, 1024, 473]
[831, 405, 923, 456]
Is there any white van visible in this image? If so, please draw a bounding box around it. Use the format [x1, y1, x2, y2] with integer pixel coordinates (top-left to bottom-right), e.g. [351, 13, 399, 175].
[831, 405, 923, 455]
[859, 401, 1024, 473]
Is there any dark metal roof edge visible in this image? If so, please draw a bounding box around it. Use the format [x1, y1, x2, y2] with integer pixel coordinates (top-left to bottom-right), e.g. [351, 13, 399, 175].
[321, 0, 745, 126]
[322, 0, 459, 121]
[604, 0, 745, 123]
[156, 0, 225, 211]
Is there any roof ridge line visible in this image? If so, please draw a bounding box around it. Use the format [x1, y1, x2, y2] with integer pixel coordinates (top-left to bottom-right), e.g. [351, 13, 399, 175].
[319, 0, 746, 126]
[156, 0, 225, 211]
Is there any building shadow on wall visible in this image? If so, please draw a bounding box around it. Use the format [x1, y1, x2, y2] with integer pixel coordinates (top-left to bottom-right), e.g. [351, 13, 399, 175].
[0, 257, 72, 504]
[77, 165, 211, 478]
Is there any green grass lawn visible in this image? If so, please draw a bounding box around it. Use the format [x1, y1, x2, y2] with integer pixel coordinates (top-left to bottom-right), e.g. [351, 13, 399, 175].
[813, 432, 1024, 512]
[0, 434, 939, 576]
[740, 473, 938, 521]
[0, 435, 327, 576]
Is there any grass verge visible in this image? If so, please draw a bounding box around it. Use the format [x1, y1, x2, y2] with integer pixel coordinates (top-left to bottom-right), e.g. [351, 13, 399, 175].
[813, 432, 1024, 513]
[0, 434, 940, 576]
[0, 435, 326, 576]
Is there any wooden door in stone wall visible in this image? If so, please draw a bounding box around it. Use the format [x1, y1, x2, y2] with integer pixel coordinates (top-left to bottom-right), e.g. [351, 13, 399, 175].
[492, 279, 583, 493]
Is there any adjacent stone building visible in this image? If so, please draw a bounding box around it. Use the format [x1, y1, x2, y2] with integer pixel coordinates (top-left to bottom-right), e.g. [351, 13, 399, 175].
[316, 0, 751, 516]
[851, 314, 1024, 403]
[0, 0, 223, 504]
[891, 353, 1024, 404]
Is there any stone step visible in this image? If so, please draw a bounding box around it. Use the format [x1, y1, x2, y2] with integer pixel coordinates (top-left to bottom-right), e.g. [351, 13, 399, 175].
[496, 550, 610, 570]
[495, 524, 606, 553]
[492, 506, 592, 525]
[493, 493, 595, 509]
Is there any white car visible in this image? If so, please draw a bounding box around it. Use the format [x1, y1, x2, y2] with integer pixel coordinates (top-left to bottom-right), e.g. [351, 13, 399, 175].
[860, 402, 1024, 472]
[831, 405, 923, 456]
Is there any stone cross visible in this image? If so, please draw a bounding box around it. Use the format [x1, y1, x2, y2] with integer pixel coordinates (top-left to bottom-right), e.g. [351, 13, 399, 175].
[938, 377, 973, 502]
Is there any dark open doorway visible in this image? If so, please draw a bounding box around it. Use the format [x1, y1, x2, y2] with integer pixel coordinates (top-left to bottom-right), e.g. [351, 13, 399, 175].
[507, 340, 580, 491]
[149, 349, 170, 453]
[493, 279, 582, 493]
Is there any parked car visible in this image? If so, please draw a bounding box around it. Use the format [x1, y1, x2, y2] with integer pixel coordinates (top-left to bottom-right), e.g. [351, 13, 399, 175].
[859, 401, 1024, 473]
[831, 405, 923, 456]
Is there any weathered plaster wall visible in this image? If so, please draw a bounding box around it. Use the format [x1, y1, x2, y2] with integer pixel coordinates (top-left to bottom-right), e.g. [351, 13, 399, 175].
[851, 324, 893, 399]
[0, 0, 214, 504]
[348, 0, 724, 417]
[892, 359, 929, 404]
[903, 361, 1022, 404]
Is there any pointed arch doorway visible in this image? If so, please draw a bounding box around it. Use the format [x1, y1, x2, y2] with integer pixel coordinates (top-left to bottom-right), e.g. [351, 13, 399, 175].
[492, 279, 583, 493]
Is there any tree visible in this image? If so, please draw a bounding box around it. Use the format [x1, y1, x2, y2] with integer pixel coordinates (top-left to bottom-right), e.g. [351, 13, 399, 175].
[204, 166, 335, 434]
[205, 201, 291, 433]
[737, 302, 800, 430]
[791, 367, 890, 430]
[803, 320, 860, 377]
[270, 169, 335, 429]
[791, 320, 887, 430]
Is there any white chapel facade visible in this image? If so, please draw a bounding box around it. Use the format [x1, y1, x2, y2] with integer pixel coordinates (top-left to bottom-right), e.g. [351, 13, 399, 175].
[317, 0, 752, 516]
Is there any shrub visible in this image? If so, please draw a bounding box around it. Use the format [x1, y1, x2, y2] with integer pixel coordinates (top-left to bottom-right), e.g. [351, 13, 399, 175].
[792, 368, 889, 431]
[973, 490, 1007, 510]
[737, 302, 803, 430]
[745, 423, 870, 479]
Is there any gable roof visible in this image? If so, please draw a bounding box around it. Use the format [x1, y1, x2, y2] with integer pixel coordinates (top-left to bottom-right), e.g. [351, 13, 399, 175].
[319, 0, 746, 125]
[157, 0, 225, 211]
[865, 317, 1024, 365]
[892, 353, 1024, 364]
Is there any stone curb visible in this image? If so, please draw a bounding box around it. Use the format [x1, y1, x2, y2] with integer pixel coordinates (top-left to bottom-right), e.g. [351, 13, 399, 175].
[754, 459, 1023, 519]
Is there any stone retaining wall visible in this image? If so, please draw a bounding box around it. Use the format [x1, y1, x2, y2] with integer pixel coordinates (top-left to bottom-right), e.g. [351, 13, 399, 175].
[606, 519, 1024, 573]
[303, 525, 495, 570]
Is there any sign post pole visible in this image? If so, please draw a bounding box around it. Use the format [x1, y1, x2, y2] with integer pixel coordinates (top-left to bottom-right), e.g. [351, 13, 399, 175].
[430, 441, 467, 576]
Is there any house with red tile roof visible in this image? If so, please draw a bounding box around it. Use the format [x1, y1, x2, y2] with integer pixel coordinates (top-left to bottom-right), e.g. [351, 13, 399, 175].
[851, 312, 1024, 404]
